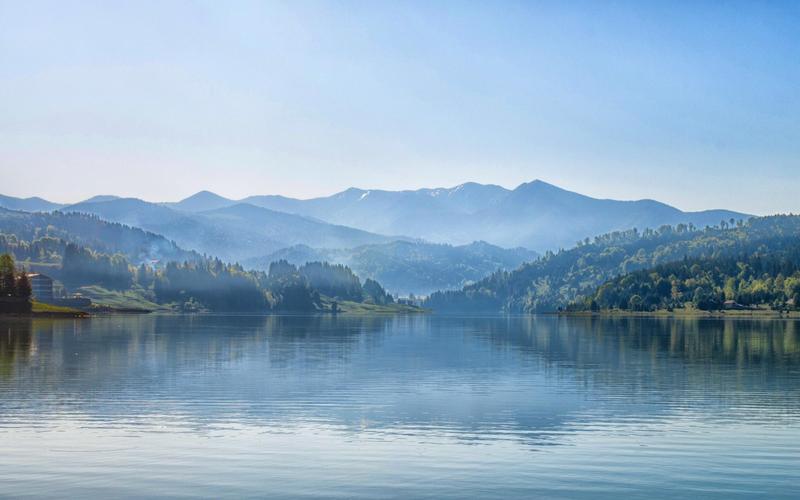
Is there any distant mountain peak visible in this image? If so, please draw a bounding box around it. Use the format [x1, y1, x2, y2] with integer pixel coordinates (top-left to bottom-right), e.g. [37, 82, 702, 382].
[171, 190, 235, 212]
[180, 190, 227, 202]
[0, 194, 66, 212]
[515, 179, 560, 191]
[80, 195, 120, 204]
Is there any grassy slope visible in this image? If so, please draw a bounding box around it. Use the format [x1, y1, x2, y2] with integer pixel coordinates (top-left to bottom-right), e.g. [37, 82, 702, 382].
[76, 285, 166, 311]
[30, 301, 88, 317]
[320, 297, 425, 314]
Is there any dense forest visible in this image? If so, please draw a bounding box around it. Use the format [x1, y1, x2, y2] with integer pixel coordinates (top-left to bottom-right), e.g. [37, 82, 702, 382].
[246, 240, 537, 296]
[1, 233, 137, 290]
[0, 207, 199, 264]
[572, 252, 800, 312]
[0, 230, 398, 312]
[426, 215, 800, 313]
[149, 259, 394, 312]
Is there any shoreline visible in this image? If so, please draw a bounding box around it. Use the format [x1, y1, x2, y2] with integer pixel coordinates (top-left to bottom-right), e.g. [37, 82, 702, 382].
[1, 310, 90, 319]
[559, 309, 800, 319]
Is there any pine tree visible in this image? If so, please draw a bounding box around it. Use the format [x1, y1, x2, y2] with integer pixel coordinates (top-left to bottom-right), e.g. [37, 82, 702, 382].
[15, 270, 32, 299]
[0, 253, 16, 297]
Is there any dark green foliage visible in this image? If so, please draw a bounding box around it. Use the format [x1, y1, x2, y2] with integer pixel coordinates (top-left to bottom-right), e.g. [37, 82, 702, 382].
[1, 233, 137, 292]
[0, 253, 32, 313]
[298, 262, 362, 301]
[15, 271, 32, 299]
[0, 254, 16, 297]
[362, 278, 394, 305]
[136, 263, 155, 288]
[0, 208, 199, 264]
[426, 215, 800, 313]
[61, 243, 133, 290]
[0, 234, 66, 264]
[266, 260, 319, 311]
[577, 248, 800, 311]
[155, 259, 269, 312]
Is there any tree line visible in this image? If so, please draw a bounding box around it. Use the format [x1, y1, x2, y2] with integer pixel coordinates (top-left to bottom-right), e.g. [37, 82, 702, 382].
[572, 249, 800, 312]
[1, 231, 396, 312]
[426, 215, 800, 313]
[0, 254, 32, 313]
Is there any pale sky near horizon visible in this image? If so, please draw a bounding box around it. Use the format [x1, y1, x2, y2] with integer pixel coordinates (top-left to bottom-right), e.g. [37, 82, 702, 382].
[1, 1, 798, 214]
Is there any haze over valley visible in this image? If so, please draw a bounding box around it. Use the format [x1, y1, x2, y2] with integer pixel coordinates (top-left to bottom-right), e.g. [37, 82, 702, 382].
[0, 180, 748, 295]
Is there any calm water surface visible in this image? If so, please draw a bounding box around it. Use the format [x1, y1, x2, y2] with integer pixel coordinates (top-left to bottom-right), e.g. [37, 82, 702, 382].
[0, 314, 798, 498]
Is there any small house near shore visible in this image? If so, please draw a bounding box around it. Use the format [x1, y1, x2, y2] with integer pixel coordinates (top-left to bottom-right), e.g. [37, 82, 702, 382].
[27, 273, 54, 302]
[723, 300, 746, 310]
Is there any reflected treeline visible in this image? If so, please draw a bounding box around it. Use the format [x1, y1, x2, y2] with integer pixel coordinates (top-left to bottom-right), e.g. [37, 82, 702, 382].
[0, 314, 402, 383]
[1, 315, 799, 447]
[457, 315, 800, 401]
[466, 316, 800, 366]
[0, 319, 34, 379]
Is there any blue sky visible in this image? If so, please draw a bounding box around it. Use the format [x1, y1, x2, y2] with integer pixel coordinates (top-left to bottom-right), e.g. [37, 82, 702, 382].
[1, 1, 798, 214]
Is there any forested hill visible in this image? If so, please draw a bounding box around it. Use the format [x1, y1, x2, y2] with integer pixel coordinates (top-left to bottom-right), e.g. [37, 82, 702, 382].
[574, 249, 800, 313]
[0, 208, 199, 264]
[245, 240, 538, 296]
[425, 215, 800, 313]
[1, 232, 398, 313]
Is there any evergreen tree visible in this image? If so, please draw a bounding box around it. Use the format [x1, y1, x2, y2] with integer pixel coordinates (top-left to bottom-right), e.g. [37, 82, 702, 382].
[0, 253, 16, 297]
[363, 278, 393, 305]
[15, 269, 31, 299]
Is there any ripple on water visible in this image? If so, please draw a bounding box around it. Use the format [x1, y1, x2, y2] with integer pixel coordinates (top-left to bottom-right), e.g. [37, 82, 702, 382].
[0, 315, 799, 498]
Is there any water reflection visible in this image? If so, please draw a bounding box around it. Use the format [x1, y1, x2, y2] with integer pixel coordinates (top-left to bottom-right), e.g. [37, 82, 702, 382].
[1, 315, 798, 438]
[1, 314, 799, 498]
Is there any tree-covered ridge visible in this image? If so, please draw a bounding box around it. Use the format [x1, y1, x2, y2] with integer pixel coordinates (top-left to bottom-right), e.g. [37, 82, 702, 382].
[573, 249, 800, 312]
[0, 208, 199, 264]
[298, 262, 363, 302]
[426, 215, 798, 313]
[1, 233, 134, 290]
[2, 229, 400, 313]
[246, 240, 538, 296]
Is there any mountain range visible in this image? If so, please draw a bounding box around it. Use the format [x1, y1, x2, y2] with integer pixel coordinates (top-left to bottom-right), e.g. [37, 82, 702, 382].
[0, 180, 750, 294]
[151, 180, 747, 251]
[62, 198, 397, 262]
[233, 180, 747, 251]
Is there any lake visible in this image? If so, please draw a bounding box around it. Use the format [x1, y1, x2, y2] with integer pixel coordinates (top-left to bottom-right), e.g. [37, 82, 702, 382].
[0, 314, 798, 498]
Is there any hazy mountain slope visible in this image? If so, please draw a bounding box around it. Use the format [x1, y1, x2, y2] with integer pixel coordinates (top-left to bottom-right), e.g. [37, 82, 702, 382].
[3, 180, 748, 255]
[237, 194, 305, 214]
[64, 198, 396, 262]
[79, 195, 120, 204]
[199, 203, 397, 250]
[0, 207, 198, 264]
[227, 180, 749, 251]
[244, 240, 538, 296]
[0, 194, 65, 212]
[168, 190, 238, 212]
[241, 184, 509, 241]
[471, 180, 746, 251]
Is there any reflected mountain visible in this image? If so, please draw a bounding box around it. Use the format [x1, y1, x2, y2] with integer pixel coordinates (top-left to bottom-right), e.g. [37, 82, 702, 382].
[1, 316, 799, 448]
